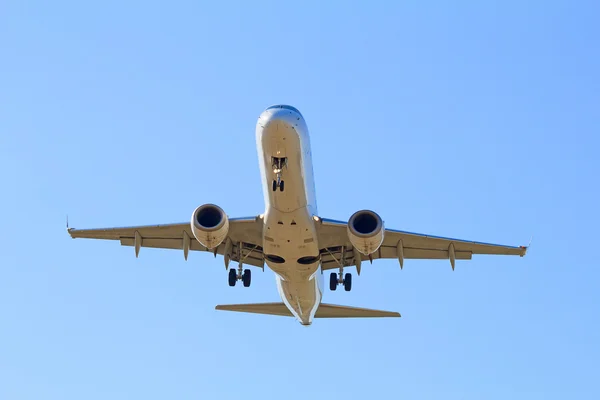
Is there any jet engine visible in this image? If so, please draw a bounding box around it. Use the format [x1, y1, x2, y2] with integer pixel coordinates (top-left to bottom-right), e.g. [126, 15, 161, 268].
[347, 210, 385, 255]
[191, 204, 229, 249]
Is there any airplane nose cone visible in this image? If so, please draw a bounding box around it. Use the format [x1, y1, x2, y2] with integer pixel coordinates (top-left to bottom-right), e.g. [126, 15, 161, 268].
[260, 110, 287, 128]
[256, 104, 306, 157]
[259, 105, 303, 128]
[265, 104, 303, 117]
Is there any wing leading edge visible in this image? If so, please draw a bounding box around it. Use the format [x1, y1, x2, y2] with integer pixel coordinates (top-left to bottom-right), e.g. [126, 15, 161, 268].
[317, 217, 527, 272]
[67, 216, 265, 268]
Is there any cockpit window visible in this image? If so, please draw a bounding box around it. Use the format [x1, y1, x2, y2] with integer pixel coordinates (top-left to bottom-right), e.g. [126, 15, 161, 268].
[266, 104, 302, 116]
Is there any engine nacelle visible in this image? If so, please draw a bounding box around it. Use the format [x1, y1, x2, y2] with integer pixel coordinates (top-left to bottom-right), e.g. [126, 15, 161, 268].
[347, 210, 385, 255]
[190, 204, 229, 249]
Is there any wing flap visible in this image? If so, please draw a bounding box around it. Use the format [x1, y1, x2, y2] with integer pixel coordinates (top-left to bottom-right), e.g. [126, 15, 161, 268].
[117, 237, 265, 267]
[120, 237, 202, 251]
[321, 246, 472, 270]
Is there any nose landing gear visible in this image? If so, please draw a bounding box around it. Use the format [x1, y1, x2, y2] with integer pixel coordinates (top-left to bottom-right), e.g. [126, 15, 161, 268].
[272, 179, 284, 192]
[271, 157, 287, 192]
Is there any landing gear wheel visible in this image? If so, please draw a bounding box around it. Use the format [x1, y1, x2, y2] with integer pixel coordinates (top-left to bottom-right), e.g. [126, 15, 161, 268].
[272, 180, 277, 192]
[329, 272, 337, 291]
[228, 269, 237, 287]
[344, 273, 352, 292]
[279, 180, 285, 192]
[242, 269, 251, 287]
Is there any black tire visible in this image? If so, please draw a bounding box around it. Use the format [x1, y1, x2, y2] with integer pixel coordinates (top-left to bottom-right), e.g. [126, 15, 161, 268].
[280, 180, 284, 192]
[242, 269, 251, 287]
[329, 272, 337, 291]
[272, 180, 277, 192]
[228, 269, 237, 287]
[344, 273, 352, 292]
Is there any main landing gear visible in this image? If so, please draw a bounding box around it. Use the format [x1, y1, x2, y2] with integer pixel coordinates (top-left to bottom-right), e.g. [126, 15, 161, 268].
[271, 157, 287, 192]
[328, 246, 352, 292]
[227, 242, 259, 288]
[330, 272, 352, 292]
[228, 266, 251, 287]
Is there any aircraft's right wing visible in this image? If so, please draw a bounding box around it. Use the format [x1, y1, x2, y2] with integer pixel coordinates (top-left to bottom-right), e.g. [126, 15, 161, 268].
[68, 216, 265, 268]
[317, 217, 527, 272]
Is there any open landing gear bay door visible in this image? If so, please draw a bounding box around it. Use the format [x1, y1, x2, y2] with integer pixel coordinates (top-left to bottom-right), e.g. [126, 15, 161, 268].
[67, 217, 265, 268]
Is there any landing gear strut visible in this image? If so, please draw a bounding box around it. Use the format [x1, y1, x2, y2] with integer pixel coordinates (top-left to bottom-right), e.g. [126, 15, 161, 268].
[271, 157, 287, 192]
[227, 242, 258, 288]
[328, 247, 352, 292]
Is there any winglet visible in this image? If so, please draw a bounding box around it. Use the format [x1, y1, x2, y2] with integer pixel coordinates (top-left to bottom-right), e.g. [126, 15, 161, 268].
[519, 236, 532, 257]
[66, 215, 74, 235]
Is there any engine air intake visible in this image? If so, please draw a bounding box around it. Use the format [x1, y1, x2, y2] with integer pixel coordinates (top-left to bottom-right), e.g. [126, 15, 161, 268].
[196, 205, 223, 229]
[352, 212, 379, 235]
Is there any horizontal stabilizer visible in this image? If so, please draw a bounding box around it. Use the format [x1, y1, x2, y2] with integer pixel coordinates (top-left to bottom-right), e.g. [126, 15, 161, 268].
[315, 303, 401, 318]
[216, 302, 292, 317]
[215, 302, 401, 318]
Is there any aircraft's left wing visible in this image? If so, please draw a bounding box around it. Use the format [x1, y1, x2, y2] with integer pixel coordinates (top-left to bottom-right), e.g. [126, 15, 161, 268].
[316, 217, 527, 273]
[68, 216, 265, 268]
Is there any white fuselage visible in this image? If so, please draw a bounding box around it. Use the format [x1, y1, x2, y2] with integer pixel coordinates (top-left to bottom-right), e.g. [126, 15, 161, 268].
[256, 105, 323, 325]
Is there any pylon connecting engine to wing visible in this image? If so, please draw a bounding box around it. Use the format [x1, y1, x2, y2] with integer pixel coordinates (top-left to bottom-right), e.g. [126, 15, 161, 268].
[190, 204, 229, 249]
[346, 210, 385, 256]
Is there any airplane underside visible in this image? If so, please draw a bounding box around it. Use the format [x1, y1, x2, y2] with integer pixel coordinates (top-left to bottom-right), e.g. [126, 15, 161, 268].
[67, 104, 527, 326]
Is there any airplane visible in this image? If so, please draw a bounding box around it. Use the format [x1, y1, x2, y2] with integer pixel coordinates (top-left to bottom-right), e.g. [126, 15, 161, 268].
[68, 104, 528, 326]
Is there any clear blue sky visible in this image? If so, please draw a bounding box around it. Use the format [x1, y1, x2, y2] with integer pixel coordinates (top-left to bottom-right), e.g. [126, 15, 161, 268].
[1, 1, 599, 399]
